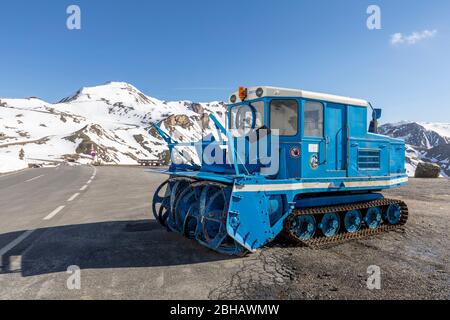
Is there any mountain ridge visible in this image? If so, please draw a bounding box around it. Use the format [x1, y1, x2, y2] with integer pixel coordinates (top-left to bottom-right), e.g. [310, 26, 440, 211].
[379, 121, 450, 177]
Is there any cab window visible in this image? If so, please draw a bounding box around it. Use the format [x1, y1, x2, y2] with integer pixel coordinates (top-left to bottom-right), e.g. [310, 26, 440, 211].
[304, 101, 324, 137]
[270, 99, 298, 136]
[229, 101, 264, 132]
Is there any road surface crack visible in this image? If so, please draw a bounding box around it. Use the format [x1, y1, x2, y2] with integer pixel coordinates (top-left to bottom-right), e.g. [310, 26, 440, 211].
[208, 248, 298, 300]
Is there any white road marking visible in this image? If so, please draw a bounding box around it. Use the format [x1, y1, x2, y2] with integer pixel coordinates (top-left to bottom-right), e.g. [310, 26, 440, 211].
[43, 205, 65, 220]
[85, 167, 96, 185]
[67, 193, 80, 202]
[25, 174, 44, 183]
[0, 230, 35, 266]
[8, 255, 22, 272]
[0, 165, 97, 267]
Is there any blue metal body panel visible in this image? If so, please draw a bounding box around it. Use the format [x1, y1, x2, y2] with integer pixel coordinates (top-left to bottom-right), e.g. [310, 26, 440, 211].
[151, 92, 408, 253]
[295, 193, 383, 208]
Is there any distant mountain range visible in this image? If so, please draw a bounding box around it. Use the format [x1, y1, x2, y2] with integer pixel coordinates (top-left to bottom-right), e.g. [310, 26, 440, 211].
[1, 82, 449, 177]
[379, 122, 450, 177]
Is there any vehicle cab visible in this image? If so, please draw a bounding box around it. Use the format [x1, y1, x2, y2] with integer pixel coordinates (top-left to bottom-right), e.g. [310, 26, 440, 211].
[226, 86, 405, 180]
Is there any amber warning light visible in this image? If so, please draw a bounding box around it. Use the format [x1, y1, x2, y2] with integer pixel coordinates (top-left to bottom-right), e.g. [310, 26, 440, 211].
[238, 87, 247, 101]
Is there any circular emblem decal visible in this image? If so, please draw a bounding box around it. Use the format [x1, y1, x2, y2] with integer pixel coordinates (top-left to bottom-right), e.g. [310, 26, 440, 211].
[289, 147, 301, 159]
[309, 154, 319, 170]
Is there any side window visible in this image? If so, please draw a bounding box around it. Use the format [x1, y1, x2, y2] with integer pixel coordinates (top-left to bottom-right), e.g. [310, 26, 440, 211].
[304, 101, 324, 137]
[270, 100, 298, 136]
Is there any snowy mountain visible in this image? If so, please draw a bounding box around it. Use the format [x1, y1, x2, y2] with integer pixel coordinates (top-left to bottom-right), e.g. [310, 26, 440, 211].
[0, 82, 226, 173]
[379, 121, 450, 177]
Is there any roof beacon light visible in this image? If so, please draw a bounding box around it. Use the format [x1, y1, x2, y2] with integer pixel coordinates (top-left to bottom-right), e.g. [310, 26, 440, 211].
[239, 87, 247, 101]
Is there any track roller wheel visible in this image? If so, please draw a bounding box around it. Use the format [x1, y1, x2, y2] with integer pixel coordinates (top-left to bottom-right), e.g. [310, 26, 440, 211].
[289, 215, 316, 241]
[318, 213, 340, 237]
[344, 209, 362, 233]
[384, 204, 401, 225]
[364, 207, 382, 229]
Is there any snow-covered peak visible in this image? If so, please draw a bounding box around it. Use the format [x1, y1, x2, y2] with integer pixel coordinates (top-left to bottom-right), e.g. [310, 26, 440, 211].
[382, 121, 450, 139]
[0, 97, 50, 110]
[419, 122, 450, 139]
[59, 81, 162, 106]
[384, 120, 413, 127]
[380, 121, 450, 148]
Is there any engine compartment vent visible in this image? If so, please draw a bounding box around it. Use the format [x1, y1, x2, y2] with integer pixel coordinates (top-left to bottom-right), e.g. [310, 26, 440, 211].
[358, 149, 380, 170]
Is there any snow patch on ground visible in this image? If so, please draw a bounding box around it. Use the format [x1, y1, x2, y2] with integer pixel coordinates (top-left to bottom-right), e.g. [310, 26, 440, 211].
[0, 153, 28, 174]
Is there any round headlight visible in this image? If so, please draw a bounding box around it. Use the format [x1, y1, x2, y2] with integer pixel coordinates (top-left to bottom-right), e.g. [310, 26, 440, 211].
[256, 87, 264, 97]
[230, 95, 237, 103]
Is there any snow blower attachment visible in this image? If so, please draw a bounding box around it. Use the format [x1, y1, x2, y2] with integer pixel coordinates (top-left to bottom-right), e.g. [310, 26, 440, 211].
[150, 86, 408, 255]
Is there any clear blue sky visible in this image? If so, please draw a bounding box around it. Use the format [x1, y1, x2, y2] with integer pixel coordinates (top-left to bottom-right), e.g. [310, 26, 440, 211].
[1, 0, 449, 123]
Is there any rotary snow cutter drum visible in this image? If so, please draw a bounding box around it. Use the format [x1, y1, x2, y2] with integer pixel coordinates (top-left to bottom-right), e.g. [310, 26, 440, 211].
[152, 177, 247, 255]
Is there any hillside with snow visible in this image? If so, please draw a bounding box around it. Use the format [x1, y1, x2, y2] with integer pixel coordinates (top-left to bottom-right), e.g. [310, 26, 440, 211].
[0, 82, 226, 173]
[379, 121, 450, 177]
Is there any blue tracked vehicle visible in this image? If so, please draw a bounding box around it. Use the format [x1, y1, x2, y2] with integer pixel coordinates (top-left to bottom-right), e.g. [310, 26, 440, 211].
[150, 86, 408, 255]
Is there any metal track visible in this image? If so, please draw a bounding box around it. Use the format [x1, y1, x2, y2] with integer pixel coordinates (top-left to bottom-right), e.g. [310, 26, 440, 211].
[283, 198, 409, 249]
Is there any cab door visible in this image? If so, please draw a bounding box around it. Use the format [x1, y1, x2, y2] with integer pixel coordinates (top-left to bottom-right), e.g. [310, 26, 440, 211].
[324, 102, 347, 176]
[301, 100, 348, 179]
[301, 100, 327, 178]
[268, 99, 301, 179]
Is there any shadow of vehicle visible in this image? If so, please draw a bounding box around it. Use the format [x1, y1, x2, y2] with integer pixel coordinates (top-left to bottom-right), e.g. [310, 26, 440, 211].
[0, 220, 235, 277]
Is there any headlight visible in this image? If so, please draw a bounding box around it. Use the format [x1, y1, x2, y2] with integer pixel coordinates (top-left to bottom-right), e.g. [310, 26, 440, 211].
[256, 87, 264, 97]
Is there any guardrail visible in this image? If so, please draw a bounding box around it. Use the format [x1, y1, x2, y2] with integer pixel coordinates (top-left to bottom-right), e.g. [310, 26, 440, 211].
[137, 159, 164, 166]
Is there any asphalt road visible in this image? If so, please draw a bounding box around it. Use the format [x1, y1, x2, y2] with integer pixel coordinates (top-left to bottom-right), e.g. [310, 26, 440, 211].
[0, 165, 239, 299]
[0, 166, 448, 299]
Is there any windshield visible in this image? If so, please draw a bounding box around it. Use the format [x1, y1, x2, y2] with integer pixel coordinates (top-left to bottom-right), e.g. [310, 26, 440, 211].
[229, 101, 265, 135]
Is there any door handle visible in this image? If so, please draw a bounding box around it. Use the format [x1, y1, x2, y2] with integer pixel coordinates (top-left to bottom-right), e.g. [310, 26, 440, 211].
[323, 136, 329, 164]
